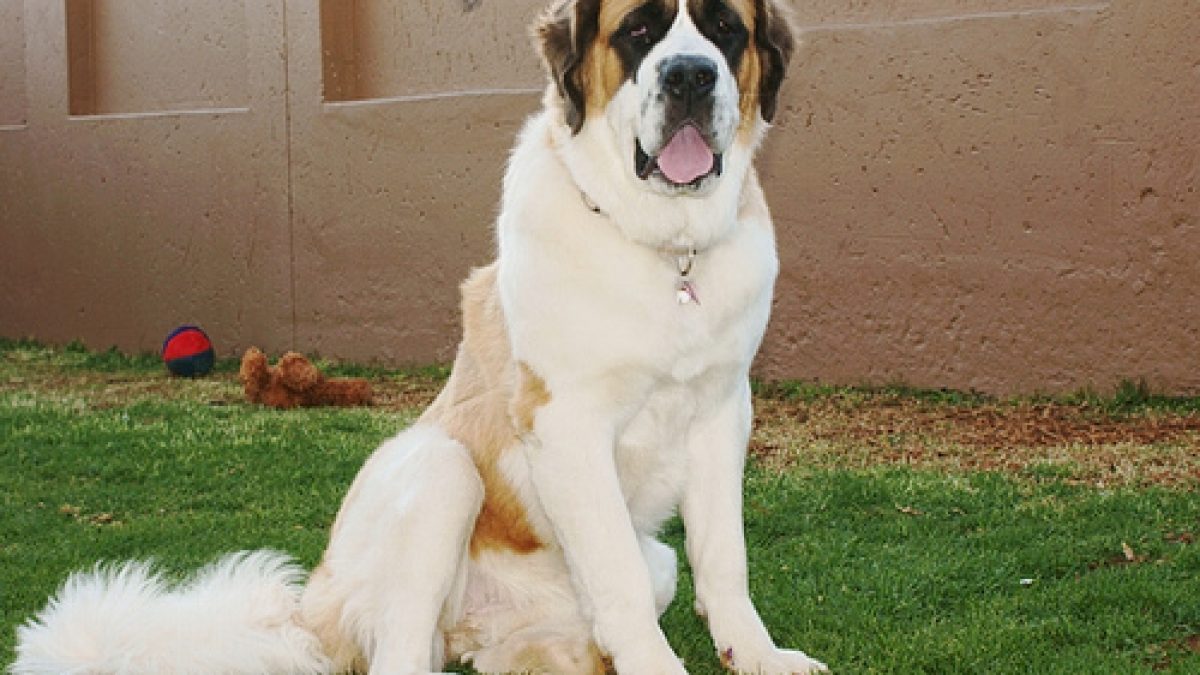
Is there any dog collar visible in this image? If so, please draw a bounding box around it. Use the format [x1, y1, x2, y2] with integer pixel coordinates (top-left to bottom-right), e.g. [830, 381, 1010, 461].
[581, 190, 602, 215]
[580, 189, 701, 306]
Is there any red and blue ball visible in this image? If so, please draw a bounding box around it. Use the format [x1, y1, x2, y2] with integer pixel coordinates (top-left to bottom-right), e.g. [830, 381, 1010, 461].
[162, 325, 215, 377]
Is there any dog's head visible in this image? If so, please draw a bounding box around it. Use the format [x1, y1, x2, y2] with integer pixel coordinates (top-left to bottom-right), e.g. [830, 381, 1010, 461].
[537, 0, 794, 196]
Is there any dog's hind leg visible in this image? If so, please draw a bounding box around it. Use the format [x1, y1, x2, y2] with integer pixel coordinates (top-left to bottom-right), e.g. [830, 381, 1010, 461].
[302, 425, 484, 675]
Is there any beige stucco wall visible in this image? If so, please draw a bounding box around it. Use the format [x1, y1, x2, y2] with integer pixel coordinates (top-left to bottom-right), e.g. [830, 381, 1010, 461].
[1, 0, 1196, 395]
[762, 0, 1199, 394]
[0, 2, 24, 127]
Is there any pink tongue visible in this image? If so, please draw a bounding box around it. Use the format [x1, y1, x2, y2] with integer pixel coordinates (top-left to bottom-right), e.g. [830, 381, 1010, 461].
[656, 125, 714, 184]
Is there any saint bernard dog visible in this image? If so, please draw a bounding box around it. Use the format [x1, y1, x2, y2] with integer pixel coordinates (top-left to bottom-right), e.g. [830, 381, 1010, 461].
[13, 0, 827, 673]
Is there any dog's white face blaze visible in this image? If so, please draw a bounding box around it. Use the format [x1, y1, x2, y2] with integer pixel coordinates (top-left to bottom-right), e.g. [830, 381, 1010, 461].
[645, 8, 743, 152]
[611, 4, 742, 194]
[535, 0, 796, 248]
[535, 0, 795, 249]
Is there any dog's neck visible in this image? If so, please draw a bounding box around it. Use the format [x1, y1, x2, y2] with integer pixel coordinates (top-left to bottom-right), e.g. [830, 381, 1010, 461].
[548, 110, 761, 255]
[577, 187, 697, 256]
[576, 185, 704, 304]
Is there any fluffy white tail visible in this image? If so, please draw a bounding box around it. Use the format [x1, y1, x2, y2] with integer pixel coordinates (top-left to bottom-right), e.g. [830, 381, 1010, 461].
[11, 550, 331, 675]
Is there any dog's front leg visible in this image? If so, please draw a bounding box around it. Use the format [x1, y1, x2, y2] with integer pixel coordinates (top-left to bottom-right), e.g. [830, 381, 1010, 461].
[682, 378, 827, 674]
[526, 395, 687, 675]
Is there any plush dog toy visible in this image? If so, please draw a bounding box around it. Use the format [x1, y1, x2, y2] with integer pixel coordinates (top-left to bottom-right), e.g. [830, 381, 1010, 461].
[239, 347, 372, 409]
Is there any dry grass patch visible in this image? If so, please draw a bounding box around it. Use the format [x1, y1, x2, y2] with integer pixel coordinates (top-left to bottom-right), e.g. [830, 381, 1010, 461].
[753, 390, 1200, 488]
[6, 341, 1198, 489]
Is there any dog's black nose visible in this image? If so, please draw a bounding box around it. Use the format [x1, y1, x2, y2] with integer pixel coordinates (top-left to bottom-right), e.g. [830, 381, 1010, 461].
[660, 55, 718, 101]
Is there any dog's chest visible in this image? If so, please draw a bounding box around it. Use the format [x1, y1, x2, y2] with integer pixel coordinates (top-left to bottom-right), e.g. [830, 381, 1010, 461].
[632, 238, 775, 379]
[613, 381, 700, 529]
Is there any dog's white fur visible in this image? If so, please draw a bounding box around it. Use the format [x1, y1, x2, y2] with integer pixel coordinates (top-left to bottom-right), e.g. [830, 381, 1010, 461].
[13, 552, 328, 674]
[12, 1, 825, 673]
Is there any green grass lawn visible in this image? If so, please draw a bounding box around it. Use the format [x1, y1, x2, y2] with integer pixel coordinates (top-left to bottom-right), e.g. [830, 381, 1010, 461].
[3, 341, 1199, 673]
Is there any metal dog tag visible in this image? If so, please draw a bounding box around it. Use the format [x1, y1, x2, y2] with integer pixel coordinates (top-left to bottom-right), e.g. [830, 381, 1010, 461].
[677, 279, 700, 305]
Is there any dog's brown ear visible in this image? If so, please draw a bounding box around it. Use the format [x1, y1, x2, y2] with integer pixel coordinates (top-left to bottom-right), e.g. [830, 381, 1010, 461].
[534, 0, 600, 134]
[755, 0, 796, 123]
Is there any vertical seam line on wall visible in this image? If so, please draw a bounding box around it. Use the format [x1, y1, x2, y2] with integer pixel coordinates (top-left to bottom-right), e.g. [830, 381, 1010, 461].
[282, 0, 297, 350]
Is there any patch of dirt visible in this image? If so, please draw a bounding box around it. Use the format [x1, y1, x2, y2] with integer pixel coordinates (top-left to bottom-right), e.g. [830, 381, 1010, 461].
[376, 378, 1200, 489]
[0, 363, 441, 412]
[58, 503, 124, 528]
[0, 369, 245, 407]
[6, 350, 1198, 488]
[1150, 634, 1200, 671]
[1087, 542, 1153, 570]
[369, 376, 441, 410]
[1165, 531, 1196, 545]
[752, 394, 1200, 488]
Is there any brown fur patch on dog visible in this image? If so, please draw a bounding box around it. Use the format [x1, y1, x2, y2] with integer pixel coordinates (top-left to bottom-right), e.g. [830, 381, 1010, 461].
[586, 0, 678, 115]
[750, 0, 795, 124]
[512, 362, 552, 435]
[731, 0, 763, 132]
[422, 264, 544, 556]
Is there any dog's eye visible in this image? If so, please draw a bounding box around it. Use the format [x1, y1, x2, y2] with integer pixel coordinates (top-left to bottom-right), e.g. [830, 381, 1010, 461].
[714, 10, 743, 37]
[628, 23, 650, 43]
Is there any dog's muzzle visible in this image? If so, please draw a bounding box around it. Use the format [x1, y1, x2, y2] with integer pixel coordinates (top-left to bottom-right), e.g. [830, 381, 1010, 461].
[636, 55, 725, 187]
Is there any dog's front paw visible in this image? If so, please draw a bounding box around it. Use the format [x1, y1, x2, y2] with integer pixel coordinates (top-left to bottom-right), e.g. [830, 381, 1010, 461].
[720, 646, 828, 674]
